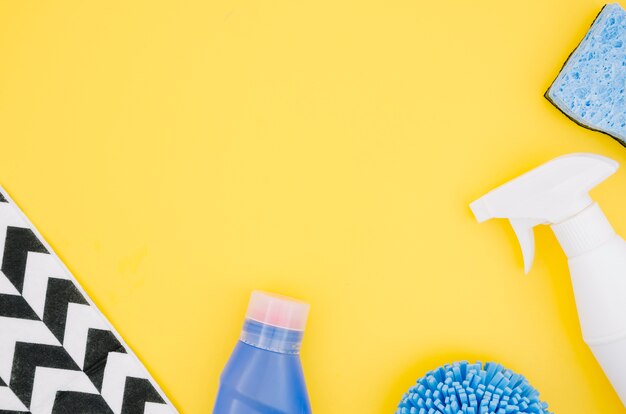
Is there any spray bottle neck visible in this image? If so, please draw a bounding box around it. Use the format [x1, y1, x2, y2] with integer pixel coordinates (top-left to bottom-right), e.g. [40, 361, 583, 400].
[551, 203, 616, 258]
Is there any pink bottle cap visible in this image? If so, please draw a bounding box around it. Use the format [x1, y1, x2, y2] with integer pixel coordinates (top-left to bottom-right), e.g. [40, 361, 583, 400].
[245, 291, 310, 331]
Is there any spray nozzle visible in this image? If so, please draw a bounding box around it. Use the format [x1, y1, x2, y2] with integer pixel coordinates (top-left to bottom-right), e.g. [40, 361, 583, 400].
[470, 153, 619, 273]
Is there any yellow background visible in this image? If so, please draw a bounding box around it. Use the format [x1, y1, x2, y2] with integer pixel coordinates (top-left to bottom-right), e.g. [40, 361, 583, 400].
[0, 0, 625, 412]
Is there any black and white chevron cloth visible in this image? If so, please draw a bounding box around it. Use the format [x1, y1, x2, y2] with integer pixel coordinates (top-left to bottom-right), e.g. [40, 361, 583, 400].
[0, 189, 177, 414]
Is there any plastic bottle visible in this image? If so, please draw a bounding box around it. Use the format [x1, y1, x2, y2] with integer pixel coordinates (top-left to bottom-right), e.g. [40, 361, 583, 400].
[470, 153, 626, 406]
[213, 291, 312, 414]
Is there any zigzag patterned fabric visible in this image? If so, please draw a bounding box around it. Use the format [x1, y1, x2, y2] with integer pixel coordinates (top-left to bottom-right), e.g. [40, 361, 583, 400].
[0, 188, 178, 414]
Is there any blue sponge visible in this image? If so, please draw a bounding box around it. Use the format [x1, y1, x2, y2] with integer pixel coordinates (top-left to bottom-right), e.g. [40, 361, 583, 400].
[396, 361, 552, 414]
[546, 3, 626, 145]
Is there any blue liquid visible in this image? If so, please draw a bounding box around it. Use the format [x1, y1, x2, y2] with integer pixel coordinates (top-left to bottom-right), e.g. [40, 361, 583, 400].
[213, 320, 311, 414]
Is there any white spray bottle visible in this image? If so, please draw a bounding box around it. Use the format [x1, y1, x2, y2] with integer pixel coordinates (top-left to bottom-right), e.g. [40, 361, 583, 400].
[470, 153, 626, 406]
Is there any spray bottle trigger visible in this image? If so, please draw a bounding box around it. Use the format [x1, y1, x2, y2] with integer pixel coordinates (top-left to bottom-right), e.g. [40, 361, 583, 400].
[509, 218, 543, 274]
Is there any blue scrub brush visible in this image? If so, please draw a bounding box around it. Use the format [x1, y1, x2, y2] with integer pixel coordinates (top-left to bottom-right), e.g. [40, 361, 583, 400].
[396, 361, 552, 414]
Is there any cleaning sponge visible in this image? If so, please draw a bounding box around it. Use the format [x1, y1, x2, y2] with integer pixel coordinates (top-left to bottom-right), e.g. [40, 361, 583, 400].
[396, 361, 551, 414]
[546, 3, 626, 145]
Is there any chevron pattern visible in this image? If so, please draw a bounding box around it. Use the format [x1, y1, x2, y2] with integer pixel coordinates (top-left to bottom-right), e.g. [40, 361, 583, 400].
[0, 192, 176, 414]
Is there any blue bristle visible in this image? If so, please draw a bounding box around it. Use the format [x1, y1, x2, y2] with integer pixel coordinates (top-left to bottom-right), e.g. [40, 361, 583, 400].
[396, 362, 552, 414]
[547, 3, 626, 144]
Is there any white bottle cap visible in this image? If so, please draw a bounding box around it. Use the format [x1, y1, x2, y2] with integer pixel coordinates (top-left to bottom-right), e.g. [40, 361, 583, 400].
[245, 291, 310, 331]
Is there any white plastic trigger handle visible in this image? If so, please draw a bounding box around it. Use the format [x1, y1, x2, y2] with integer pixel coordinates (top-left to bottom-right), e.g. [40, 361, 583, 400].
[509, 218, 544, 274]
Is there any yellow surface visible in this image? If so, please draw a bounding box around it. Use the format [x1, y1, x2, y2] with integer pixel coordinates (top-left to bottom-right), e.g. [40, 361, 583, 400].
[1, 0, 626, 412]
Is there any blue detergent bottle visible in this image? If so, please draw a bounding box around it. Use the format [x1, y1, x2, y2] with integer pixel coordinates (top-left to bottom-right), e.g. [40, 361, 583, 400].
[213, 291, 312, 414]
